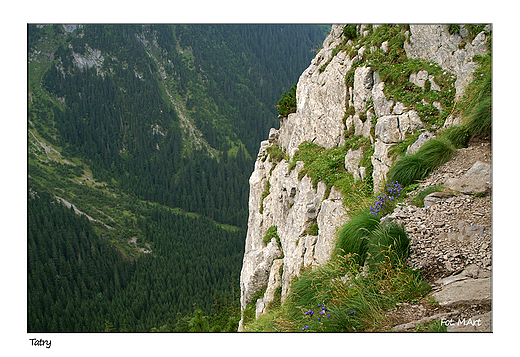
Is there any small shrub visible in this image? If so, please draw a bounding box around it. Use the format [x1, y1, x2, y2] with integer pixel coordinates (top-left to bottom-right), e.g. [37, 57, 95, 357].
[277, 84, 297, 117]
[343, 25, 357, 41]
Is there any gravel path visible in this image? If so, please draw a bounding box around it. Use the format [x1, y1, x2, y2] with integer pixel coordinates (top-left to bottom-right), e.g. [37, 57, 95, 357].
[382, 140, 493, 331]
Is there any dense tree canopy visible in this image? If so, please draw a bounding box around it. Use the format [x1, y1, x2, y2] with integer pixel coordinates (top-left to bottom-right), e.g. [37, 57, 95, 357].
[27, 24, 329, 332]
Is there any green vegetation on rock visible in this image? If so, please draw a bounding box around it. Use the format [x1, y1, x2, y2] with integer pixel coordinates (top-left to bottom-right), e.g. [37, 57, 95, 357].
[277, 83, 297, 117]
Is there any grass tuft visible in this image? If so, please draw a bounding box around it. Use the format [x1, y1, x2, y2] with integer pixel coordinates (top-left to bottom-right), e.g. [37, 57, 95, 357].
[387, 138, 455, 187]
[386, 155, 430, 188]
[334, 210, 380, 265]
[411, 185, 445, 207]
[457, 51, 492, 138]
[464, 96, 491, 138]
[367, 222, 409, 268]
[439, 125, 469, 148]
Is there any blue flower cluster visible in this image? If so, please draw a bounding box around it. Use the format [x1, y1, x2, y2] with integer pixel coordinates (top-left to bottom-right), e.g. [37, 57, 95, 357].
[369, 181, 403, 217]
[301, 304, 333, 331]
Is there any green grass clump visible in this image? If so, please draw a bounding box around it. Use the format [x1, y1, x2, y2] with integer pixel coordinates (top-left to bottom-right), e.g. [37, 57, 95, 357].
[266, 144, 288, 165]
[461, 54, 491, 138]
[439, 125, 470, 148]
[263, 225, 279, 245]
[243, 208, 431, 332]
[335, 209, 409, 269]
[262, 226, 282, 254]
[295, 142, 347, 189]
[245, 252, 430, 332]
[293, 136, 373, 208]
[343, 24, 358, 41]
[285, 262, 341, 317]
[306, 223, 319, 236]
[448, 24, 460, 35]
[387, 138, 456, 187]
[465, 96, 491, 138]
[455, 46, 491, 138]
[411, 185, 445, 207]
[418, 138, 457, 168]
[242, 289, 266, 325]
[367, 222, 409, 268]
[386, 154, 430, 188]
[334, 210, 380, 265]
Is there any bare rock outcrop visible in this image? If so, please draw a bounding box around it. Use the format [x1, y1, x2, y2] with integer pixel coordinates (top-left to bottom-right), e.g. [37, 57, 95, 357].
[404, 24, 490, 99]
[239, 147, 347, 319]
[278, 25, 353, 156]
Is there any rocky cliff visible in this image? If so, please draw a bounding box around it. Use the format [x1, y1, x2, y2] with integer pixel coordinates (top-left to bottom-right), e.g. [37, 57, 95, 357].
[238, 24, 490, 330]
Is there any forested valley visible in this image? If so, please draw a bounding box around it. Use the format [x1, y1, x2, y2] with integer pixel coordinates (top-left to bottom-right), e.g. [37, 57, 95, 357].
[27, 24, 328, 332]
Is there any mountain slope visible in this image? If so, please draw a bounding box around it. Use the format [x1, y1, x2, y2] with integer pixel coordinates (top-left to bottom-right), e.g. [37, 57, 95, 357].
[27, 23, 329, 332]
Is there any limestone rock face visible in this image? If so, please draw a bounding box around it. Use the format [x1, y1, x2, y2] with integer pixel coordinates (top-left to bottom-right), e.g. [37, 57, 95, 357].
[353, 66, 374, 113]
[431, 278, 491, 306]
[239, 148, 348, 324]
[344, 147, 364, 181]
[404, 24, 490, 98]
[406, 131, 433, 155]
[278, 25, 352, 156]
[255, 259, 283, 318]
